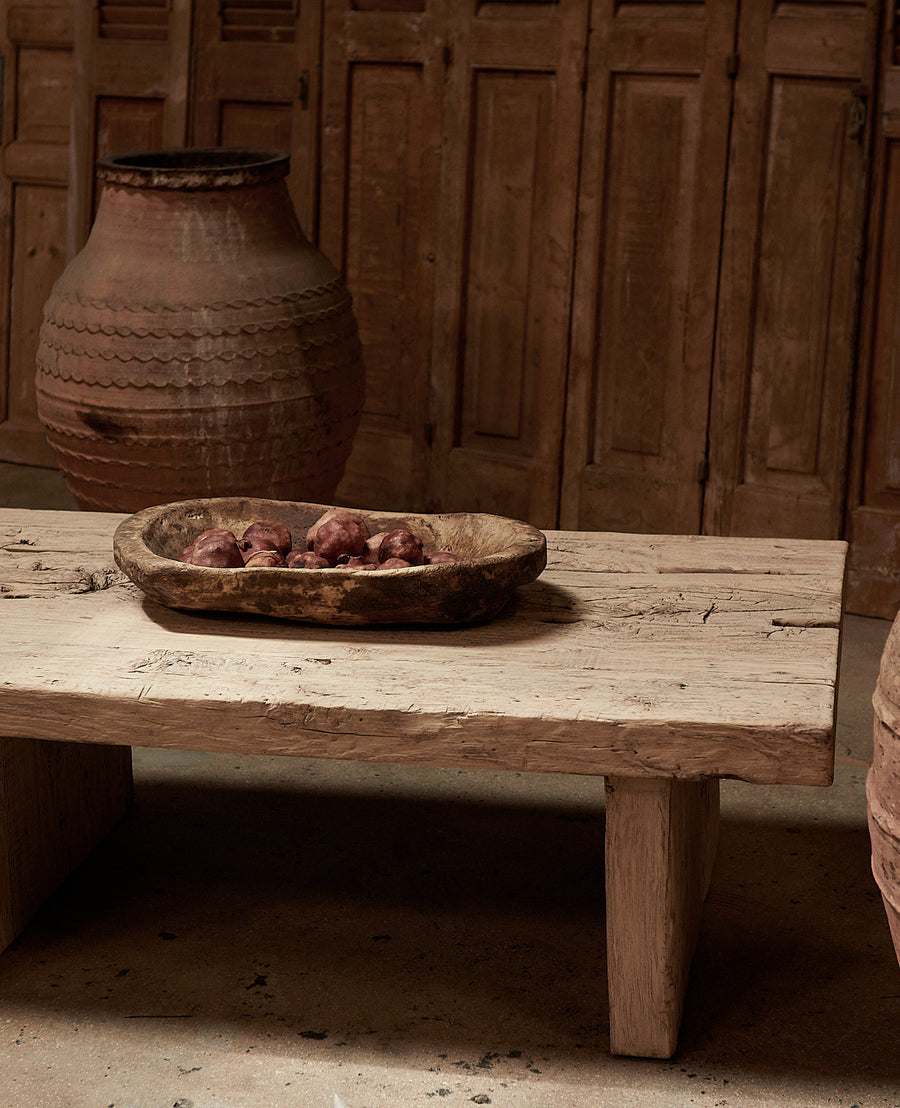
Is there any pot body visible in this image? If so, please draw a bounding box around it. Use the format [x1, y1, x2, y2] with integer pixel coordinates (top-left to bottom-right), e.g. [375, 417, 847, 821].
[869, 612, 900, 966]
[36, 148, 365, 512]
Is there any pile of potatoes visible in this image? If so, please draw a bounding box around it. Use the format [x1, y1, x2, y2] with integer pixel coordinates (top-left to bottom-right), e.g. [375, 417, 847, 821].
[177, 509, 463, 571]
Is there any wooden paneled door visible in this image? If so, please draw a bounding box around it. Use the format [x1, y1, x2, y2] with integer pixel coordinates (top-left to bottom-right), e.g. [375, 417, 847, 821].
[846, 3, 900, 617]
[429, 0, 589, 525]
[0, 1, 75, 466]
[559, 0, 739, 534]
[561, 0, 879, 541]
[326, 0, 590, 525]
[704, 0, 879, 541]
[320, 0, 445, 513]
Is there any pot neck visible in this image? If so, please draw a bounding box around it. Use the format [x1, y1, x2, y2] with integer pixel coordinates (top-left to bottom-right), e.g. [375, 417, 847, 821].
[95, 148, 290, 191]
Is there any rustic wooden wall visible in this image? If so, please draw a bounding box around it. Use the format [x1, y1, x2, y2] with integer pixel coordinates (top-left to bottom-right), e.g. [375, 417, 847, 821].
[0, 0, 73, 467]
[561, 0, 738, 535]
[703, 1, 877, 546]
[847, 1, 900, 616]
[2, 0, 899, 617]
[320, 1, 589, 523]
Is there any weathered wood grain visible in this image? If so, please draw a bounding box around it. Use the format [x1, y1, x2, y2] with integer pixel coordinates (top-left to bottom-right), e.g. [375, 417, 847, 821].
[605, 776, 720, 1057]
[0, 737, 132, 951]
[0, 509, 846, 786]
[704, 1, 875, 542]
[110, 497, 548, 626]
[560, 0, 737, 536]
[0, 508, 847, 1059]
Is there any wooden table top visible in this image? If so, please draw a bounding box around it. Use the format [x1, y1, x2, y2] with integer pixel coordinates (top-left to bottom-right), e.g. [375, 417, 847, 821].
[0, 508, 847, 786]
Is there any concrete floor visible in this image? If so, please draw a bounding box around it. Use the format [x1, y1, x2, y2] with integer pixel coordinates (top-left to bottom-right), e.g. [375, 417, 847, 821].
[0, 462, 898, 1108]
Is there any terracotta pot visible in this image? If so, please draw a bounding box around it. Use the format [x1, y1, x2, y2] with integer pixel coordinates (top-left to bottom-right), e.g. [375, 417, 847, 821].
[36, 147, 365, 512]
[869, 613, 900, 966]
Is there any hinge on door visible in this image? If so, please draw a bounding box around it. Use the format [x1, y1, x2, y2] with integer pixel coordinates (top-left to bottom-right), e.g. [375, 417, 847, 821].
[298, 70, 309, 110]
[726, 52, 740, 79]
[847, 90, 868, 142]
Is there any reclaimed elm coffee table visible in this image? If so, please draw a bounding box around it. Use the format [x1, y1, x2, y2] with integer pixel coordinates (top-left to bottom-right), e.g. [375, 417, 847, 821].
[0, 508, 847, 1058]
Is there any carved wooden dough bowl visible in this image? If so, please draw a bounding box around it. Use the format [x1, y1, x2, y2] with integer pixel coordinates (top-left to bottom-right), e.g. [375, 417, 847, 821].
[113, 497, 547, 626]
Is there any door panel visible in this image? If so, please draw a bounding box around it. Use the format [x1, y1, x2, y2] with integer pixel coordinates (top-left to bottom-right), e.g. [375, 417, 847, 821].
[432, 0, 589, 525]
[323, 2, 443, 512]
[458, 71, 556, 453]
[560, 0, 736, 534]
[704, 0, 878, 541]
[344, 61, 430, 506]
[218, 102, 294, 153]
[95, 97, 166, 161]
[847, 43, 900, 617]
[0, 1, 74, 465]
[733, 79, 862, 534]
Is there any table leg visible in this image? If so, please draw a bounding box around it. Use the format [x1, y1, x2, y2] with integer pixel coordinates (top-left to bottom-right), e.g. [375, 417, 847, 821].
[604, 775, 720, 1058]
[0, 737, 133, 952]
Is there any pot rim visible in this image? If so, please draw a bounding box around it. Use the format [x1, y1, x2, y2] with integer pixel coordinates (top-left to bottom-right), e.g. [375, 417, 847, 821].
[96, 147, 290, 190]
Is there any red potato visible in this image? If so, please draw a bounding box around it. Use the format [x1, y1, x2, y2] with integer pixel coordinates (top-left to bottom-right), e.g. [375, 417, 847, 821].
[240, 537, 279, 562]
[243, 548, 286, 568]
[286, 549, 331, 569]
[311, 513, 370, 562]
[241, 520, 292, 557]
[181, 527, 238, 562]
[173, 515, 458, 576]
[305, 509, 339, 549]
[338, 555, 377, 570]
[379, 557, 413, 570]
[195, 528, 237, 542]
[189, 534, 244, 568]
[363, 531, 390, 565]
[179, 529, 235, 562]
[378, 528, 424, 566]
[306, 510, 367, 549]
